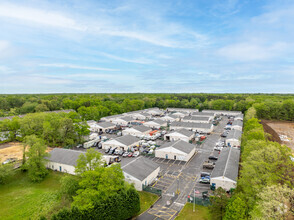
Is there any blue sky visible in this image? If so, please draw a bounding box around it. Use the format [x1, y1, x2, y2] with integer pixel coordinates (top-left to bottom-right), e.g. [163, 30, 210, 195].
[0, 0, 294, 93]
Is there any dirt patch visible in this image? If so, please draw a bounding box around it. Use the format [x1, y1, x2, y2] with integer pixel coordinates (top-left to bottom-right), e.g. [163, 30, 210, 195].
[262, 120, 294, 151]
[0, 142, 54, 163]
[0, 142, 23, 163]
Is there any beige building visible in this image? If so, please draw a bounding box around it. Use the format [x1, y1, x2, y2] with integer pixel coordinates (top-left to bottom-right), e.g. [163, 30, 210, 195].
[155, 140, 196, 161]
[96, 122, 116, 132]
[102, 134, 140, 151]
[122, 157, 160, 191]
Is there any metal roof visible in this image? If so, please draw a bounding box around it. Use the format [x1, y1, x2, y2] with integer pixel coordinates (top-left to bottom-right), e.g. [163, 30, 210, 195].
[182, 116, 210, 121]
[232, 120, 243, 127]
[120, 116, 134, 122]
[167, 129, 194, 137]
[170, 121, 213, 129]
[115, 135, 140, 146]
[122, 157, 160, 181]
[132, 125, 151, 132]
[211, 147, 240, 181]
[227, 129, 242, 140]
[159, 140, 195, 154]
[191, 112, 215, 117]
[97, 122, 116, 128]
[48, 148, 84, 166]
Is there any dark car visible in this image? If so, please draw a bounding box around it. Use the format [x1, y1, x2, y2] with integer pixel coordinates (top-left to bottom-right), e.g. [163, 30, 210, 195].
[109, 147, 116, 155]
[221, 132, 227, 137]
[200, 172, 211, 178]
[209, 156, 218, 160]
[105, 147, 111, 153]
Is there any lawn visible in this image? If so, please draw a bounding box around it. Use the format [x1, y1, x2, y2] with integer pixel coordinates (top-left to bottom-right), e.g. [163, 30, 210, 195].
[137, 191, 159, 215]
[0, 170, 70, 220]
[175, 203, 212, 220]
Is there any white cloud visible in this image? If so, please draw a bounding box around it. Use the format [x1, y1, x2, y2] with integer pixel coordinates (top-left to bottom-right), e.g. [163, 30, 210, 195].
[39, 63, 118, 71]
[0, 3, 85, 31]
[217, 42, 288, 61]
[100, 52, 153, 64]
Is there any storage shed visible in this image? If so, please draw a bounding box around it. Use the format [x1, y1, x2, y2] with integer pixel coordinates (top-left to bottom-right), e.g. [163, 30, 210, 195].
[161, 114, 179, 122]
[226, 129, 242, 147]
[122, 157, 160, 191]
[122, 125, 152, 137]
[231, 120, 243, 131]
[155, 140, 196, 161]
[210, 147, 240, 191]
[182, 116, 211, 123]
[111, 116, 134, 126]
[102, 134, 140, 151]
[164, 129, 195, 142]
[144, 119, 167, 129]
[96, 122, 116, 132]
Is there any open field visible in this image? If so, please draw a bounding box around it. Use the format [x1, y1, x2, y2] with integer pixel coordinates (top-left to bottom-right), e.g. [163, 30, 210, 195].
[262, 120, 294, 151]
[137, 191, 159, 216]
[0, 170, 70, 220]
[175, 203, 211, 220]
[0, 142, 23, 163]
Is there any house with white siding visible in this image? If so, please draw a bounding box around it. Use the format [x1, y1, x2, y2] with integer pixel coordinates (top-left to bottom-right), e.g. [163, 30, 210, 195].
[155, 140, 196, 161]
[122, 157, 160, 191]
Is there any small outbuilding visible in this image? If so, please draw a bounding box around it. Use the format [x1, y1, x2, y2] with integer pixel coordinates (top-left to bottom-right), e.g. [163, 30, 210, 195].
[231, 120, 243, 131]
[164, 129, 195, 142]
[226, 129, 242, 147]
[210, 147, 240, 191]
[122, 125, 152, 137]
[155, 140, 196, 161]
[102, 134, 140, 151]
[122, 157, 160, 191]
[144, 119, 167, 129]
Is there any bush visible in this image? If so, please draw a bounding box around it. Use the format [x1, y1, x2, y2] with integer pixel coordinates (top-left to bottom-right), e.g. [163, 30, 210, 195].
[60, 175, 80, 199]
[0, 163, 14, 184]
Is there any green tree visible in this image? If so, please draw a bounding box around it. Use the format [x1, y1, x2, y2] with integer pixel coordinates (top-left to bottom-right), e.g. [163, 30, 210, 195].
[24, 135, 49, 182]
[224, 195, 247, 220]
[0, 163, 14, 184]
[75, 148, 103, 175]
[60, 175, 80, 199]
[209, 187, 230, 220]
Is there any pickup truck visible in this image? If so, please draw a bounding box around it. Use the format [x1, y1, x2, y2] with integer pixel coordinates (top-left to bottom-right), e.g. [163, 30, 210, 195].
[203, 161, 215, 169]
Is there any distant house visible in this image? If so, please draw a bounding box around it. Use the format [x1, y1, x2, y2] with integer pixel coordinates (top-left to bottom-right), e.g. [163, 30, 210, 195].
[96, 122, 116, 132]
[122, 125, 152, 137]
[182, 116, 211, 123]
[226, 130, 242, 147]
[102, 135, 140, 151]
[170, 121, 214, 134]
[164, 129, 195, 142]
[144, 119, 167, 129]
[210, 147, 240, 191]
[231, 120, 243, 131]
[47, 148, 84, 175]
[155, 140, 196, 161]
[122, 157, 160, 191]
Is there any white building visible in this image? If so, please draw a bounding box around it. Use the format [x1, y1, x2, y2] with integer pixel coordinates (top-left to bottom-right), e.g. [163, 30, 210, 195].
[182, 116, 211, 123]
[47, 148, 84, 175]
[102, 134, 140, 151]
[172, 112, 186, 118]
[164, 129, 195, 142]
[231, 120, 243, 131]
[122, 157, 160, 191]
[165, 108, 199, 114]
[96, 122, 116, 132]
[170, 121, 214, 134]
[145, 108, 163, 116]
[144, 119, 167, 129]
[87, 120, 98, 132]
[161, 114, 179, 122]
[234, 114, 244, 121]
[111, 116, 134, 126]
[100, 114, 124, 122]
[210, 147, 240, 191]
[130, 112, 151, 120]
[155, 140, 196, 161]
[122, 125, 152, 137]
[226, 129, 242, 147]
[191, 112, 215, 118]
[202, 110, 242, 116]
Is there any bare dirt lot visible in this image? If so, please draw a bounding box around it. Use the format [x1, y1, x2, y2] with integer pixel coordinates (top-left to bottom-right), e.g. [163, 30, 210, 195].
[0, 142, 23, 163]
[262, 120, 294, 151]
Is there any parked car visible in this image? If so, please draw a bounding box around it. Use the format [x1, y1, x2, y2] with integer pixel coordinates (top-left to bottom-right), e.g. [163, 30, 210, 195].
[109, 147, 117, 155]
[148, 149, 154, 154]
[128, 152, 133, 157]
[199, 178, 210, 184]
[221, 132, 228, 137]
[208, 156, 218, 160]
[133, 151, 140, 157]
[119, 149, 125, 156]
[214, 146, 222, 151]
[122, 152, 129, 157]
[97, 142, 102, 149]
[200, 172, 211, 178]
[114, 149, 120, 155]
[105, 147, 111, 153]
[2, 158, 17, 165]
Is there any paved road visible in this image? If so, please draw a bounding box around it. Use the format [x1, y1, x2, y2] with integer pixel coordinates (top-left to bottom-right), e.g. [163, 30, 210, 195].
[137, 117, 228, 220]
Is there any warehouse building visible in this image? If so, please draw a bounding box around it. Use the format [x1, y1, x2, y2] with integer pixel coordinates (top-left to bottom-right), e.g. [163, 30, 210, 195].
[191, 112, 215, 120]
[165, 108, 199, 114]
[210, 147, 240, 191]
[96, 122, 116, 132]
[202, 110, 242, 116]
[172, 112, 186, 118]
[182, 116, 211, 123]
[164, 129, 195, 142]
[111, 116, 134, 126]
[100, 114, 124, 122]
[122, 125, 152, 137]
[145, 108, 163, 116]
[231, 120, 243, 131]
[102, 134, 140, 151]
[226, 129, 242, 147]
[130, 112, 151, 120]
[161, 114, 179, 122]
[144, 119, 167, 129]
[170, 121, 214, 134]
[234, 114, 244, 121]
[122, 157, 160, 191]
[155, 140, 196, 161]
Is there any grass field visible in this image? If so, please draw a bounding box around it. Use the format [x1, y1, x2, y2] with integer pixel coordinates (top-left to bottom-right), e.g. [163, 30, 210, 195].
[0, 170, 70, 220]
[175, 203, 212, 220]
[137, 191, 159, 215]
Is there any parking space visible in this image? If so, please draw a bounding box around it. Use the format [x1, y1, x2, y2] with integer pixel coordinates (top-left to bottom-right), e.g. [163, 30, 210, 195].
[152, 174, 175, 192]
[148, 205, 177, 220]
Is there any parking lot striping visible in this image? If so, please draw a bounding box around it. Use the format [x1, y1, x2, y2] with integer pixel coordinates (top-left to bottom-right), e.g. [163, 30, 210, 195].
[148, 205, 177, 220]
[174, 202, 185, 206]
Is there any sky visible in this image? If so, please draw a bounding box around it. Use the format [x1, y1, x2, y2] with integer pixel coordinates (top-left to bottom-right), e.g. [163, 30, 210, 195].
[0, 0, 294, 94]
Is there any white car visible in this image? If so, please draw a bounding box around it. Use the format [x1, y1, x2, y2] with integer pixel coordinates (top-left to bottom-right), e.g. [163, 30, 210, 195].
[133, 151, 140, 157]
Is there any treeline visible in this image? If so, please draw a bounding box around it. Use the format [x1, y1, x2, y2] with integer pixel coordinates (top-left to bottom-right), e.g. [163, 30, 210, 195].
[213, 117, 294, 219]
[2, 93, 293, 121]
[0, 112, 89, 146]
